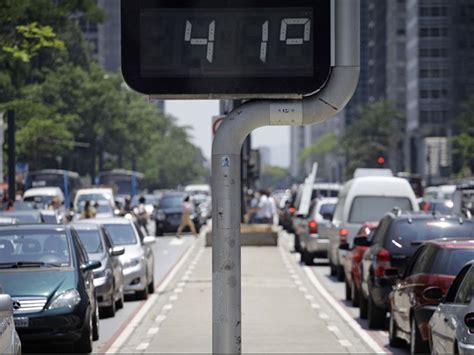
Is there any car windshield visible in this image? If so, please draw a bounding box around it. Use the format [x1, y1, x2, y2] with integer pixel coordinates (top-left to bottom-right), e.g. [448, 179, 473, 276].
[387, 220, 474, 253]
[0, 212, 41, 224]
[159, 196, 184, 209]
[0, 230, 70, 267]
[77, 193, 109, 206]
[24, 195, 54, 207]
[349, 197, 413, 223]
[76, 229, 104, 254]
[311, 189, 339, 199]
[318, 203, 336, 216]
[103, 224, 137, 246]
[431, 249, 474, 276]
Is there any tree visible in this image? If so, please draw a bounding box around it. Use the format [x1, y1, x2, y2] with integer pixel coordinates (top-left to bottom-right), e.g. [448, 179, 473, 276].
[300, 132, 338, 163]
[260, 165, 291, 189]
[342, 101, 405, 177]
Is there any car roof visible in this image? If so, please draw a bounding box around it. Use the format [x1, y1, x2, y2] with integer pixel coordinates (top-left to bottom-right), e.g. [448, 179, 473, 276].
[0, 210, 42, 216]
[426, 238, 474, 249]
[24, 187, 63, 196]
[76, 188, 113, 194]
[390, 212, 471, 223]
[316, 197, 338, 204]
[71, 222, 100, 231]
[0, 224, 69, 232]
[75, 217, 132, 225]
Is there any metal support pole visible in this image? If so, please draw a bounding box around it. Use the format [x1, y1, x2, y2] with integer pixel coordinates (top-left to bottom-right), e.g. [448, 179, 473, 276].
[7, 110, 15, 201]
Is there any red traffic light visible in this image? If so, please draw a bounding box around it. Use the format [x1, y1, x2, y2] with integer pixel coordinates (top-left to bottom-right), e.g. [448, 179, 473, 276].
[377, 156, 385, 165]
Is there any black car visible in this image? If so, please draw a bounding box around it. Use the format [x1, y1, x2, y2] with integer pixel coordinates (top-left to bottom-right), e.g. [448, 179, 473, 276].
[73, 223, 125, 318]
[0, 225, 101, 353]
[358, 212, 474, 329]
[155, 193, 200, 236]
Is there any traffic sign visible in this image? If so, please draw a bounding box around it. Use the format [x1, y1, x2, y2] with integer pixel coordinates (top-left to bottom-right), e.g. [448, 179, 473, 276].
[121, 0, 331, 99]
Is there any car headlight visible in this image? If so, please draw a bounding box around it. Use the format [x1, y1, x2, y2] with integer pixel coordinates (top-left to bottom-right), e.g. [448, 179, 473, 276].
[123, 257, 141, 269]
[49, 289, 81, 310]
[156, 210, 166, 221]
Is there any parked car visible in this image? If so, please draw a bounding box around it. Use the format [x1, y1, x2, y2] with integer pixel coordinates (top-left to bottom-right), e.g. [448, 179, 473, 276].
[23, 187, 65, 209]
[343, 223, 378, 305]
[429, 261, 474, 355]
[79, 218, 155, 300]
[73, 223, 125, 318]
[155, 192, 200, 236]
[0, 293, 21, 354]
[389, 239, 474, 353]
[326, 176, 419, 281]
[0, 225, 101, 353]
[298, 197, 337, 265]
[0, 211, 44, 224]
[359, 212, 474, 329]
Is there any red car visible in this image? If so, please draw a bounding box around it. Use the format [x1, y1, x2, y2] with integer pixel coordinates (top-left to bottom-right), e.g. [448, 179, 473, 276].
[343, 223, 378, 306]
[389, 239, 474, 353]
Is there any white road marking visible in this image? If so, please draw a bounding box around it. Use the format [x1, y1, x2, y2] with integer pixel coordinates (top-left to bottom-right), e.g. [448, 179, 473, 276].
[106, 243, 196, 354]
[327, 325, 340, 333]
[294, 280, 303, 286]
[311, 303, 321, 309]
[298, 286, 308, 292]
[303, 266, 386, 354]
[163, 304, 173, 311]
[319, 312, 329, 320]
[177, 282, 186, 288]
[136, 342, 149, 351]
[169, 238, 184, 246]
[339, 339, 352, 348]
[147, 327, 159, 335]
[174, 287, 183, 293]
[304, 294, 314, 300]
[182, 275, 190, 281]
[155, 315, 167, 323]
[170, 295, 178, 302]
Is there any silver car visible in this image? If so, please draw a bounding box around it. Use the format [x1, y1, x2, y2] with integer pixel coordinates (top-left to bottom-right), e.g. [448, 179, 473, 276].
[0, 293, 21, 354]
[299, 197, 337, 265]
[430, 262, 474, 354]
[73, 223, 125, 318]
[80, 218, 156, 300]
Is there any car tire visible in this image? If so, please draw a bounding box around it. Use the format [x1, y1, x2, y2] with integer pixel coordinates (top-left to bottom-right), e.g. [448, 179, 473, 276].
[345, 279, 352, 301]
[116, 289, 125, 309]
[410, 317, 429, 354]
[75, 311, 94, 353]
[294, 235, 301, 253]
[155, 228, 164, 237]
[359, 287, 368, 320]
[103, 293, 116, 318]
[389, 312, 405, 348]
[329, 261, 337, 277]
[92, 302, 99, 341]
[135, 277, 149, 300]
[148, 276, 155, 294]
[336, 265, 345, 282]
[351, 279, 360, 307]
[368, 294, 386, 329]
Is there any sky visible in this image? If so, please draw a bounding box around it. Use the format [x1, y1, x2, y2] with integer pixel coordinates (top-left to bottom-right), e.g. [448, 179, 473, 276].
[165, 100, 290, 167]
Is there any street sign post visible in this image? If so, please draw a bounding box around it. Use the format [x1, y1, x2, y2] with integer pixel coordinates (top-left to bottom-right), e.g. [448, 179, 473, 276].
[121, 0, 360, 353]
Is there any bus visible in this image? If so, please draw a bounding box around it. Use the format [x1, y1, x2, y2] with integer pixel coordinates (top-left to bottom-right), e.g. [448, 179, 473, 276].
[97, 169, 144, 197]
[24, 169, 81, 207]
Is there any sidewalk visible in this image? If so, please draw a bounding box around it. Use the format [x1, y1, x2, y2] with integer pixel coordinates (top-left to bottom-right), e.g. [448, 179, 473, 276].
[117, 237, 374, 353]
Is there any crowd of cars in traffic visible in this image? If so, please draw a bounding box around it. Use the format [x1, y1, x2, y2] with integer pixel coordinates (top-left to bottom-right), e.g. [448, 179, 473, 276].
[0, 183, 211, 354]
[281, 169, 474, 354]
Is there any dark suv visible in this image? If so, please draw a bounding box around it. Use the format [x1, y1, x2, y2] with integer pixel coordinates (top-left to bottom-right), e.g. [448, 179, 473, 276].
[358, 212, 474, 329]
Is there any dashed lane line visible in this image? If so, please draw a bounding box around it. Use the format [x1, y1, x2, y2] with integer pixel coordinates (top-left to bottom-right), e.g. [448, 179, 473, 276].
[136, 342, 149, 351]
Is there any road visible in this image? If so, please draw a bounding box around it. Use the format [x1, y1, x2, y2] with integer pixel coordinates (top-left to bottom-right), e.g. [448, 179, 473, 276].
[94, 232, 195, 353]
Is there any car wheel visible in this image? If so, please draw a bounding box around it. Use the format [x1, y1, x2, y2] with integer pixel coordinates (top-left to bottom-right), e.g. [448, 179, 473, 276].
[389, 312, 404, 348]
[155, 228, 164, 237]
[294, 235, 301, 253]
[148, 276, 155, 294]
[103, 293, 116, 318]
[135, 277, 149, 300]
[345, 279, 352, 301]
[92, 302, 99, 341]
[329, 260, 337, 277]
[336, 265, 345, 282]
[301, 249, 314, 266]
[351, 279, 360, 307]
[359, 287, 368, 320]
[410, 317, 429, 354]
[368, 294, 386, 329]
[116, 288, 125, 309]
[75, 310, 93, 353]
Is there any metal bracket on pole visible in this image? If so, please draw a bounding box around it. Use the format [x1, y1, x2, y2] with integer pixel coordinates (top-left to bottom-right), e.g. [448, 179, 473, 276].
[212, 0, 360, 353]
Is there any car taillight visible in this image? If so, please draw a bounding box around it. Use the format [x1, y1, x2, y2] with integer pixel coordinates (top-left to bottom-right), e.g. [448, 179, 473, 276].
[375, 248, 391, 277]
[352, 249, 363, 263]
[289, 207, 296, 215]
[339, 228, 349, 244]
[308, 220, 318, 234]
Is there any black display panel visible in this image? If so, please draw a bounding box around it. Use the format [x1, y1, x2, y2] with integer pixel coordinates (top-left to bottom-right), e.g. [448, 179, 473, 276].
[122, 0, 331, 98]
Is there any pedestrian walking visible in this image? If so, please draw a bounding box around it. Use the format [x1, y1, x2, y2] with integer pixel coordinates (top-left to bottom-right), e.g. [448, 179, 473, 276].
[136, 196, 149, 235]
[80, 200, 96, 219]
[176, 196, 197, 238]
[255, 190, 274, 224]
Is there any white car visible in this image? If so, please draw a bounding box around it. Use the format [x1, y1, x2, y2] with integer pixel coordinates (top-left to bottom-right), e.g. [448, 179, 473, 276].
[0, 294, 21, 354]
[23, 187, 64, 209]
[77, 218, 156, 300]
[74, 188, 115, 212]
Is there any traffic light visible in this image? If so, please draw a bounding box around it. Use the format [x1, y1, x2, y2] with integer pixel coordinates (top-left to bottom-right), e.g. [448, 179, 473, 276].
[377, 154, 386, 167]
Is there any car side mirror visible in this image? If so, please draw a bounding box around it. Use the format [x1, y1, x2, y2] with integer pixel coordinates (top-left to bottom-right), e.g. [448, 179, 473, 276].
[422, 287, 444, 302]
[81, 260, 102, 272]
[353, 236, 370, 247]
[465, 313, 474, 329]
[110, 247, 125, 257]
[383, 268, 401, 279]
[143, 236, 156, 246]
[0, 294, 13, 313]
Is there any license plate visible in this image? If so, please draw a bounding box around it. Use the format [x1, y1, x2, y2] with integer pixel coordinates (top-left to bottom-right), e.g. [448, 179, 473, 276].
[14, 317, 29, 328]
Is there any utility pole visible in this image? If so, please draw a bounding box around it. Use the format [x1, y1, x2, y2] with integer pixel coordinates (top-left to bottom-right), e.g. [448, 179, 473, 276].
[7, 110, 15, 201]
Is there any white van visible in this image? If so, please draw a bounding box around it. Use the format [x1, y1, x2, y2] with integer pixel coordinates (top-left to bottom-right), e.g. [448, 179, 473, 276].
[74, 187, 115, 212]
[326, 176, 419, 280]
[23, 187, 64, 208]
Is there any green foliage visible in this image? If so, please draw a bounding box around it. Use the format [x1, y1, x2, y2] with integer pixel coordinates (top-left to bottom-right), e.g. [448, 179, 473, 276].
[342, 100, 405, 176]
[260, 165, 290, 189]
[300, 132, 338, 163]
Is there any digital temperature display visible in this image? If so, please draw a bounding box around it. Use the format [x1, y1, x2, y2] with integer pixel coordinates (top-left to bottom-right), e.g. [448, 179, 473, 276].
[121, 0, 331, 98]
[140, 9, 314, 77]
